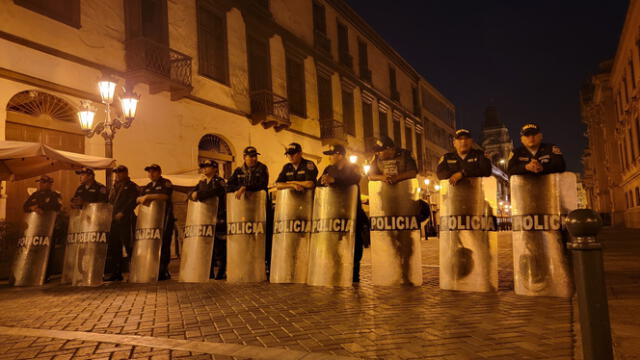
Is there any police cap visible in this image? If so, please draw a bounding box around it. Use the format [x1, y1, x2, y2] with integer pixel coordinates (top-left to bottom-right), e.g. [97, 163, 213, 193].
[285, 142, 302, 155]
[144, 163, 162, 172]
[243, 146, 260, 156]
[454, 129, 472, 139]
[75, 167, 95, 176]
[199, 159, 218, 168]
[520, 123, 541, 136]
[113, 165, 128, 173]
[372, 136, 395, 152]
[322, 144, 346, 155]
[35, 174, 54, 183]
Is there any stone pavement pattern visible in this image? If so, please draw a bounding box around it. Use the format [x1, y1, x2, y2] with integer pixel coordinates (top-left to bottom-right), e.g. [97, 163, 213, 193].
[599, 228, 640, 360]
[0, 234, 575, 359]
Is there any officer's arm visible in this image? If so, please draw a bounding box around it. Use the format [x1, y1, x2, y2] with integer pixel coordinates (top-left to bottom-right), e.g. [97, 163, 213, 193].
[245, 166, 269, 192]
[436, 156, 454, 180]
[145, 181, 172, 201]
[98, 186, 109, 202]
[275, 167, 294, 189]
[329, 165, 361, 186]
[41, 193, 62, 212]
[462, 152, 492, 177]
[507, 152, 529, 176]
[226, 169, 240, 192]
[294, 163, 318, 189]
[122, 186, 138, 214]
[367, 157, 386, 181]
[197, 182, 220, 200]
[316, 167, 328, 186]
[22, 195, 36, 212]
[187, 184, 198, 200]
[395, 153, 418, 182]
[542, 146, 566, 174]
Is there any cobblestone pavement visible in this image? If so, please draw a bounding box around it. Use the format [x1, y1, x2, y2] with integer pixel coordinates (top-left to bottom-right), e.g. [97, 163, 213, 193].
[0, 234, 575, 359]
[598, 227, 640, 360]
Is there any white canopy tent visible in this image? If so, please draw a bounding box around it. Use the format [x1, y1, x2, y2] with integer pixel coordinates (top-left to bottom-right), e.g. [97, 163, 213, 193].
[0, 141, 115, 181]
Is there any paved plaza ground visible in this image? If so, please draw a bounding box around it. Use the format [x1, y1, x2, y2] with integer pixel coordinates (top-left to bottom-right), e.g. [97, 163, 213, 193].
[0, 229, 637, 359]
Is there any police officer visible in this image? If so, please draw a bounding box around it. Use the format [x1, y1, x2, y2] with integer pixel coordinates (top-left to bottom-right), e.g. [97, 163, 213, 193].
[275, 143, 318, 191]
[105, 165, 138, 282]
[227, 146, 272, 276]
[318, 144, 367, 283]
[368, 136, 418, 184]
[137, 164, 174, 280]
[437, 129, 492, 184]
[23, 175, 62, 214]
[187, 160, 227, 279]
[507, 123, 566, 176]
[71, 168, 108, 208]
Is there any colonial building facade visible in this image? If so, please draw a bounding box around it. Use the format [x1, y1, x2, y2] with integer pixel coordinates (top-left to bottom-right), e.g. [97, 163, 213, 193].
[0, 0, 456, 271]
[582, 0, 639, 227]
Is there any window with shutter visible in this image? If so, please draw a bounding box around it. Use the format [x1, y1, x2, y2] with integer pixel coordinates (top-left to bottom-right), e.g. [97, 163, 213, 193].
[342, 89, 355, 136]
[286, 56, 306, 117]
[197, 4, 228, 84]
[15, 0, 81, 28]
[318, 75, 333, 120]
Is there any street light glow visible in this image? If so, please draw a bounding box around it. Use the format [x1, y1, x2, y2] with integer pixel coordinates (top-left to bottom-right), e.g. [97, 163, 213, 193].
[349, 155, 358, 163]
[120, 88, 140, 122]
[98, 76, 117, 105]
[363, 164, 371, 174]
[77, 100, 96, 131]
[424, 179, 430, 185]
[499, 159, 506, 164]
[434, 184, 441, 191]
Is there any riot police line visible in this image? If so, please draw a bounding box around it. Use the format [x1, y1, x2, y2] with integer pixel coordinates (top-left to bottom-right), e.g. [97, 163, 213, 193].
[9, 123, 577, 297]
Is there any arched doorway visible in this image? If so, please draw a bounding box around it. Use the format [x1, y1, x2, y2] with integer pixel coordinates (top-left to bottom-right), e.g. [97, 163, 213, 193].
[1, 90, 84, 278]
[198, 134, 234, 179]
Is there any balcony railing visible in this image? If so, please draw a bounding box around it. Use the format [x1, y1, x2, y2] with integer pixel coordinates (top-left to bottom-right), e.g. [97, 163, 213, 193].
[250, 90, 290, 131]
[314, 30, 331, 54]
[391, 89, 400, 102]
[320, 119, 347, 144]
[125, 37, 193, 100]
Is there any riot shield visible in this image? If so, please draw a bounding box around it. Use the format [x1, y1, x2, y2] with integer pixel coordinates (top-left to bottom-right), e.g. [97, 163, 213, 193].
[179, 198, 218, 283]
[439, 177, 498, 292]
[10, 211, 57, 286]
[226, 191, 267, 283]
[61, 209, 82, 284]
[270, 189, 313, 284]
[307, 185, 358, 287]
[71, 203, 113, 286]
[129, 200, 167, 283]
[368, 179, 423, 286]
[511, 173, 576, 298]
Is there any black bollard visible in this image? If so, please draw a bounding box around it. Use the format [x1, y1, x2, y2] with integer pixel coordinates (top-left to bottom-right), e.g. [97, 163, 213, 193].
[565, 209, 613, 360]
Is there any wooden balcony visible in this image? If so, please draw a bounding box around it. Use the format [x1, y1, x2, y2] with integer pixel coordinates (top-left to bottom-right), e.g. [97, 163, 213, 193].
[320, 118, 347, 145]
[125, 37, 193, 100]
[314, 30, 331, 54]
[250, 90, 290, 131]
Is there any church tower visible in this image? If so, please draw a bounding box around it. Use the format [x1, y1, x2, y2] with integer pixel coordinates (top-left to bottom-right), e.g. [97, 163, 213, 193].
[481, 106, 513, 165]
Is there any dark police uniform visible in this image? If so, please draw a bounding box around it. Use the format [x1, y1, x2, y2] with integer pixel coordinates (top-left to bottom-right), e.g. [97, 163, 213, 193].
[23, 190, 62, 213]
[370, 148, 417, 177]
[436, 149, 492, 180]
[318, 152, 367, 283]
[71, 181, 108, 208]
[276, 158, 318, 183]
[188, 175, 227, 279]
[141, 176, 174, 276]
[227, 162, 269, 192]
[507, 143, 566, 176]
[107, 176, 138, 277]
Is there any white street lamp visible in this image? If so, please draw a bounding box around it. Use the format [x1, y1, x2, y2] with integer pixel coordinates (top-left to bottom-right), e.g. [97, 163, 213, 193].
[77, 100, 96, 131]
[349, 155, 358, 163]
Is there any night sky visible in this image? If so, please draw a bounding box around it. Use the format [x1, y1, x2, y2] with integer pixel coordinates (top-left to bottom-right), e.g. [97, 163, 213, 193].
[345, 0, 629, 172]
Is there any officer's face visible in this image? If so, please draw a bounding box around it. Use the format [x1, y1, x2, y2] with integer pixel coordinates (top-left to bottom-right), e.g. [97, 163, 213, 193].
[79, 173, 93, 184]
[453, 137, 473, 153]
[147, 169, 161, 181]
[521, 133, 543, 148]
[377, 148, 395, 160]
[244, 155, 258, 167]
[38, 181, 52, 191]
[287, 152, 302, 164]
[201, 166, 216, 177]
[329, 153, 343, 165]
[115, 171, 128, 182]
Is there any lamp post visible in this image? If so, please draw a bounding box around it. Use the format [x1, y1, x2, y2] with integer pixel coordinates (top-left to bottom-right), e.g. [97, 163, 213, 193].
[77, 75, 140, 187]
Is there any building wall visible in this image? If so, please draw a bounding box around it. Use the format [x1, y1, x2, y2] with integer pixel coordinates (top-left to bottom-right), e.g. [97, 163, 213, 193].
[0, 0, 456, 219]
[594, 0, 640, 227]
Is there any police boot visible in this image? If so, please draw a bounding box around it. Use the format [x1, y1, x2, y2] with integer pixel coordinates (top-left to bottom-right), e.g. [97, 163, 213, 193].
[104, 273, 124, 282]
[158, 269, 171, 281]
